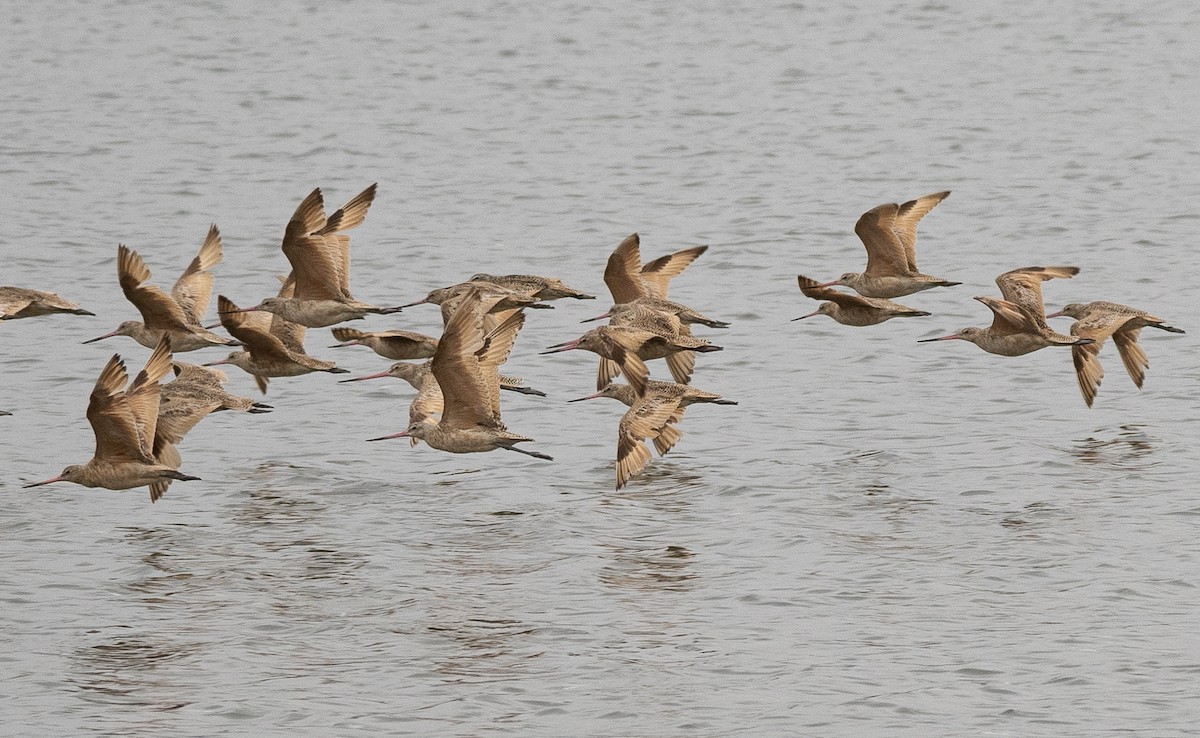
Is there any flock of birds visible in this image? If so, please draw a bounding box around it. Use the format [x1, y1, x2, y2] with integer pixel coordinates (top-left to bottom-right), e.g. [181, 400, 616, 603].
[2, 187, 1184, 500]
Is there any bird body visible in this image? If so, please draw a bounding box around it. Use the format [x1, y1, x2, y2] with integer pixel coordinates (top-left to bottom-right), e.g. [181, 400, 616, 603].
[0, 287, 93, 320]
[369, 290, 551, 460]
[328, 327, 438, 360]
[24, 337, 201, 499]
[469, 273, 595, 301]
[211, 284, 348, 392]
[86, 228, 236, 350]
[238, 185, 403, 327]
[794, 275, 930, 326]
[1047, 300, 1184, 406]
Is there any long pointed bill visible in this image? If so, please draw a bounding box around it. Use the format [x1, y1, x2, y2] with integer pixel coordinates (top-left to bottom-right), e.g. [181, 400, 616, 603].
[1045, 309, 1065, 319]
[24, 476, 64, 488]
[579, 312, 612, 323]
[567, 391, 605, 402]
[339, 370, 392, 383]
[203, 358, 230, 366]
[218, 305, 262, 314]
[917, 333, 964, 342]
[367, 430, 411, 442]
[791, 310, 820, 322]
[398, 298, 429, 308]
[540, 339, 580, 354]
[816, 279, 841, 287]
[328, 340, 361, 348]
[82, 330, 120, 344]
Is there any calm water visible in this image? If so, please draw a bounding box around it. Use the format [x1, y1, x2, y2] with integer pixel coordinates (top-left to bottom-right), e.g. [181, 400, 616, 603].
[3, 1, 1200, 735]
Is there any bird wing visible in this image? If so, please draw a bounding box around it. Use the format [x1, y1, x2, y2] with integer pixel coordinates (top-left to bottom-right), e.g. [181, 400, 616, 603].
[171, 224, 222, 324]
[1068, 312, 1126, 408]
[315, 183, 377, 295]
[409, 373, 445, 425]
[797, 275, 876, 308]
[640, 245, 708, 299]
[319, 183, 377, 233]
[651, 406, 687, 456]
[603, 328, 650, 396]
[892, 191, 950, 272]
[268, 274, 308, 353]
[217, 295, 293, 361]
[0, 288, 36, 317]
[596, 357, 622, 391]
[995, 266, 1079, 327]
[281, 226, 347, 301]
[87, 338, 172, 463]
[290, 187, 328, 236]
[854, 202, 909, 277]
[432, 289, 494, 429]
[604, 233, 645, 303]
[475, 309, 526, 421]
[615, 395, 682, 489]
[1112, 325, 1148, 389]
[975, 296, 1042, 336]
[117, 245, 191, 331]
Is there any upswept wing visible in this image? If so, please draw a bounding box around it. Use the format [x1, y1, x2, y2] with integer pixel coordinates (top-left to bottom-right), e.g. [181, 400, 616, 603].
[854, 203, 909, 277]
[172, 224, 222, 324]
[117, 245, 191, 331]
[893, 191, 950, 272]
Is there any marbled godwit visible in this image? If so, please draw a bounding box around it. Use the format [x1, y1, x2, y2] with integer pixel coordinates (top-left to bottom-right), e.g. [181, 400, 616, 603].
[231, 185, 404, 327]
[793, 274, 931, 326]
[24, 337, 201, 499]
[339, 359, 547, 396]
[328, 327, 439, 360]
[84, 228, 238, 351]
[581, 296, 731, 329]
[367, 291, 552, 460]
[210, 288, 348, 393]
[402, 281, 552, 324]
[570, 380, 737, 458]
[469, 273, 595, 301]
[823, 191, 960, 298]
[543, 323, 721, 393]
[605, 303, 720, 388]
[1045, 301, 1185, 407]
[0, 287, 93, 320]
[919, 295, 1092, 356]
[603, 233, 708, 303]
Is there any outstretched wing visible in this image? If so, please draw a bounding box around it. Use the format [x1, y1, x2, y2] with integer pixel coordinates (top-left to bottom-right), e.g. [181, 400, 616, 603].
[171, 224, 222, 324]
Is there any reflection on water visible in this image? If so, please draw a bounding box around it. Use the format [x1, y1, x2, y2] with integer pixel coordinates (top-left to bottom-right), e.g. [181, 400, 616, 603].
[599, 543, 697, 592]
[68, 627, 198, 713]
[1068, 424, 1157, 471]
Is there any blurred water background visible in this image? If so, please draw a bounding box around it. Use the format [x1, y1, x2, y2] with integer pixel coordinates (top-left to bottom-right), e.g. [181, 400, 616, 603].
[2, 1, 1199, 735]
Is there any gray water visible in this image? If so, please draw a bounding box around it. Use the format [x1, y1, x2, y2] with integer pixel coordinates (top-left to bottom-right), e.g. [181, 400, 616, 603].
[3, 1, 1200, 735]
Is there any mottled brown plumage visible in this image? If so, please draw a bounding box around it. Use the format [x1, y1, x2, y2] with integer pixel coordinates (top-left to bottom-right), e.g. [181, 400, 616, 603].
[794, 275, 930, 326]
[24, 337, 201, 500]
[826, 191, 959, 298]
[0, 286, 94, 320]
[1047, 301, 1184, 407]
